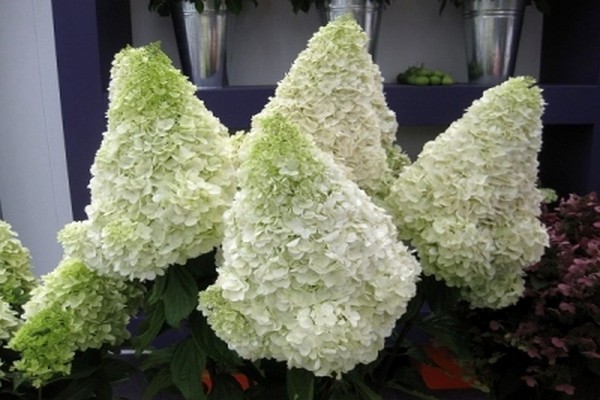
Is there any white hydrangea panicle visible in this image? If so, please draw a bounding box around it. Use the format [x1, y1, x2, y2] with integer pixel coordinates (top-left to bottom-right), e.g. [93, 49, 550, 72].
[0, 299, 21, 381]
[21, 258, 144, 349]
[0, 220, 37, 307]
[199, 114, 421, 376]
[9, 258, 144, 386]
[386, 76, 549, 309]
[0, 299, 20, 342]
[59, 43, 236, 280]
[255, 15, 409, 198]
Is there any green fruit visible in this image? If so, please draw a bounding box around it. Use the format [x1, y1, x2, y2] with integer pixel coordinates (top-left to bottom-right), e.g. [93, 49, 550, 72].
[417, 68, 433, 77]
[407, 75, 430, 85]
[429, 75, 442, 85]
[442, 75, 454, 85]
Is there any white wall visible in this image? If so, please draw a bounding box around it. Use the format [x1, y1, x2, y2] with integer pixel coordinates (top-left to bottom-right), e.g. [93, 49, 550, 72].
[130, 0, 543, 85]
[0, 1, 72, 276]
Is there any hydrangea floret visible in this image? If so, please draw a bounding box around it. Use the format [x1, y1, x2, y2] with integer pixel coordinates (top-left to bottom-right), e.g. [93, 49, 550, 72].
[8, 304, 74, 387]
[9, 258, 144, 385]
[255, 15, 410, 199]
[0, 299, 20, 381]
[0, 299, 20, 342]
[199, 114, 421, 376]
[0, 220, 36, 307]
[59, 43, 236, 280]
[386, 76, 549, 309]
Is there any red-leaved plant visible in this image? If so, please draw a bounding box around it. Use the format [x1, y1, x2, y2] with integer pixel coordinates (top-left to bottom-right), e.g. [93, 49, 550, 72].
[456, 192, 600, 400]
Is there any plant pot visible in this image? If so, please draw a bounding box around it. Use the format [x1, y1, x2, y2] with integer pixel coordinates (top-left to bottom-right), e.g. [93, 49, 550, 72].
[462, 0, 527, 85]
[171, 0, 228, 89]
[317, 0, 383, 59]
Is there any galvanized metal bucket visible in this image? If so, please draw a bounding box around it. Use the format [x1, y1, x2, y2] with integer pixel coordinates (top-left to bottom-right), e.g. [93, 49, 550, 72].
[171, 1, 228, 89]
[318, 0, 383, 59]
[463, 0, 527, 85]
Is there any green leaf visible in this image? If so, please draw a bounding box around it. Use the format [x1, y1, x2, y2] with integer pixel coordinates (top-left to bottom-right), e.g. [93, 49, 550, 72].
[286, 368, 314, 400]
[189, 311, 243, 368]
[52, 377, 97, 400]
[101, 355, 138, 382]
[346, 371, 382, 400]
[586, 357, 600, 376]
[170, 336, 207, 400]
[225, 0, 242, 14]
[388, 365, 435, 398]
[163, 265, 199, 328]
[208, 373, 245, 400]
[133, 303, 166, 354]
[140, 346, 175, 371]
[244, 382, 287, 400]
[47, 350, 101, 383]
[143, 367, 174, 400]
[194, 0, 205, 14]
[148, 273, 167, 305]
[92, 375, 113, 400]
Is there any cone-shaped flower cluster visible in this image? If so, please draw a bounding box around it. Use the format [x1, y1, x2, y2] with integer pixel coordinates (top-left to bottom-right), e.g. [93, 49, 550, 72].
[0, 220, 35, 381]
[59, 43, 236, 280]
[0, 220, 36, 307]
[0, 298, 20, 378]
[9, 258, 144, 386]
[386, 77, 548, 308]
[0, 300, 19, 342]
[256, 15, 409, 199]
[199, 114, 421, 376]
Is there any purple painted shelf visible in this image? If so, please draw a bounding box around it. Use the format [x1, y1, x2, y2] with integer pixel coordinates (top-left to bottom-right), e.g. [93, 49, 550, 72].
[197, 84, 600, 129]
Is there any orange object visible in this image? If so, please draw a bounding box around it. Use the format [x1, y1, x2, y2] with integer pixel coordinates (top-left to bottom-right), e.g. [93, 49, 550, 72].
[417, 345, 473, 390]
[201, 370, 252, 393]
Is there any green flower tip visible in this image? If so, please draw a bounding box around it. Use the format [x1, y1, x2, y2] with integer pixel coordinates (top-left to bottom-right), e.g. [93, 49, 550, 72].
[108, 41, 195, 119]
[9, 304, 75, 387]
[485, 75, 544, 112]
[325, 13, 363, 33]
[256, 113, 309, 150]
[249, 114, 318, 173]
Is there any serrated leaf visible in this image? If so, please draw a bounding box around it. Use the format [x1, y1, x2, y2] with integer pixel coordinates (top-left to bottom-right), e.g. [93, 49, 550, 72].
[143, 367, 174, 400]
[163, 265, 199, 328]
[170, 336, 207, 400]
[286, 368, 314, 400]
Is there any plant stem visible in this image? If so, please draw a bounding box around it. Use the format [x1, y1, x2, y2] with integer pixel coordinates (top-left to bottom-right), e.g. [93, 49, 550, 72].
[376, 319, 415, 390]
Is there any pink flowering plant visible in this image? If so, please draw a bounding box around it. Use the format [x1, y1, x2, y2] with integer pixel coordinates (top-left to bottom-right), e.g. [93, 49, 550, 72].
[455, 192, 600, 400]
